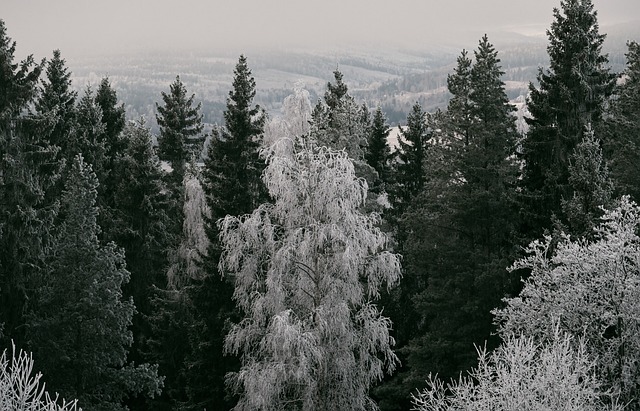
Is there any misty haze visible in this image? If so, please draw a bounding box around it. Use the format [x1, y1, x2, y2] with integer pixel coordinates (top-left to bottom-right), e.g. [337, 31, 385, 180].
[2, 0, 640, 410]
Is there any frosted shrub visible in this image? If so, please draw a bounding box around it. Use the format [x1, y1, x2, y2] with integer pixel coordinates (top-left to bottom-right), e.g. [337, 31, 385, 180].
[495, 197, 640, 406]
[0, 342, 80, 410]
[412, 329, 622, 411]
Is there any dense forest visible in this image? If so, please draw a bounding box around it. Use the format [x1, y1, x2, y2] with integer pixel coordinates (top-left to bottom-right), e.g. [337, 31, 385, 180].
[2, 0, 640, 410]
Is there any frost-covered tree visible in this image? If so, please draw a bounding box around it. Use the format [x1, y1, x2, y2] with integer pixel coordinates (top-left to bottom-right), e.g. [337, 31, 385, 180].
[1, 343, 80, 411]
[495, 196, 640, 408]
[219, 138, 401, 410]
[412, 329, 622, 411]
[166, 164, 210, 289]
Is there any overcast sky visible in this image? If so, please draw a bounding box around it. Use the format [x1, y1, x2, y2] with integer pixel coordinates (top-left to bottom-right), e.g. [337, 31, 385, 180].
[3, 0, 639, 58]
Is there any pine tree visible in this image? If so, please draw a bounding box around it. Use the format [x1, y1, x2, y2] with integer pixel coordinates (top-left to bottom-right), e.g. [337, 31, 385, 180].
[520, 0, 615, 239]
[26, 155, 162, 410]
[188, 54, 267, 411]
[220, 137, 401, 411]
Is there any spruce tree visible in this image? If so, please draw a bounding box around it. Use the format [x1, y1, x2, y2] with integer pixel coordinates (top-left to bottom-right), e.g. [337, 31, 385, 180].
[380, 37, 520, 411]
[26, 155, 162, 411]
[365, 106, 391, 194]
[156, 75, 204, 189]
[604, 41, 640, 202]
[520, 0, 615, 239]
[0, 19, 55, 348]
[34, 49, 77, 153]
[391, 102, 430, 213]
[95, 77, 126, 159]
[188, 54, 267, 411]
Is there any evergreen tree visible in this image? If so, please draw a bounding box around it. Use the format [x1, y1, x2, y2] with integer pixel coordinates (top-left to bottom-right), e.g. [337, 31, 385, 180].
[34, 49, 77, 153]
[69, 87, 107, 180]
[0, 19, 54, 348]
[379, 37, 520, 411]
[446, 49, 473, 145]
[562, 129, 613, 237]
[95, 77, 126, 159]
[520, 0, 615, 239]
[102, 121, 173, 411]
[156, 75, 204, 188]
[603, 41, 640, 202]
[0, 19, 42, 118]
[187, 54, 267, 411]
[26, 155, 162, 411]
[391, 102, 430, 213]
[312, 70, 368, 162]
[365, 106, 391, 194]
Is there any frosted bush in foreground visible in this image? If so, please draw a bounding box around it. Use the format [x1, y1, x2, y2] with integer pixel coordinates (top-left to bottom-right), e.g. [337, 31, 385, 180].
[412, 329, 622, 411]
[0, 343, 80, 410]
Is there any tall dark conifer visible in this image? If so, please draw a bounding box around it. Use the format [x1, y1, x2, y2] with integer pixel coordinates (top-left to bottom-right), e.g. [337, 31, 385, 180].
[0, 19, 54, 348]
[365, 106, 391, 194]
[188, 54, 266, 411]
[604, 41, 640, 202]
[26, 155, 163, 411]
[520, 0, 615, 239]
[156, 75, 204, 189]
[392, 102, 430, 213]
[35, 49, 77, 153]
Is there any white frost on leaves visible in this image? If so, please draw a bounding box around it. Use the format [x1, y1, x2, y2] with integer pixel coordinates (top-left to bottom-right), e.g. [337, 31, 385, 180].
[219, 140, 401, 410]
[0, 342, 80, 411]
[167, 166, 211, 289]
[412, 328, 622, 411]
[494, 196, 640, 404]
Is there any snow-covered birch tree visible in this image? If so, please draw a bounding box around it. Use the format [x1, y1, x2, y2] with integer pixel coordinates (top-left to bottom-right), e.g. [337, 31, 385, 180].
[219, 137, 401, 411]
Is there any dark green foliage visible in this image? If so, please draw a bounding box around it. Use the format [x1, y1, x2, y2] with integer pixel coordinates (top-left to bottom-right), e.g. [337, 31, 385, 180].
[95, 77, 126, 159]
[35, 49, 77, 152]
[520, 0, 615, 240]
[379, 36, 520, 411]
[188, 54, 266, 411]
[365, 106, 392, 194]
[26, 155, 162, 411]
[0, 19, 43, 118]
[156, 75, 204, 185]
[446, 49, 473, 144]
[562, 129, 613, 237]
[391, 102, 430, 212]
[604, 41, 640, 202]
[69, 87, 107, 180]
[0, 19, 53, 347]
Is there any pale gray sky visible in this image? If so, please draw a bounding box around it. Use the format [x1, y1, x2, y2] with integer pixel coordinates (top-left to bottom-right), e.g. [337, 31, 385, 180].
[3, 0, 639, 58]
